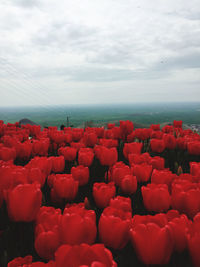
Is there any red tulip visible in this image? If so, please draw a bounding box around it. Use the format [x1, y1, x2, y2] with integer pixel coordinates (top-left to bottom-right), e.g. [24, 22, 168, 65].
[26, 156, 52, 177]
[142, 184, 171, 212]
[131, 163, 152, 183]
[149, 156, 165, 170]
[72, 128, 84, 141]
[32, 138, 49, 157]
[15, 141, 32, 160]
[120, 175, 137, 195]
[107, 123, 115, 129]
[163, 134, 176, 150]
[99, 206, 131, 249]
[27, 167, 46, 187]
[7, 255, 33, 267]
[177, 137, 187, 150]
[35, 227, 60, 260]
[123, 142, 143, 159]
[150, 124, 160, 131]
[150, 130, 163, 139]
[63, 132, 72, 144]
[120, 120, 134, 140]
[50, 156, 65, 173]
[173, 120, 182, 128]
[162, 125, 173, 133]
[94, 127, 105, 138]
[51, 174, 79, 200]
[128, 152, 151, 165]
[134, 128, 151, 141]
[78, 148, 94, 167]
[83, 131, 98, 147]
[127, 131, 136, 142]
[99, 138, 118, 148]
[93, 182, 116, 209]
[190, 162, 200, 178]
[58, 146, 77, 161]
[131, 213, 168, 228]
[36, 206, 62, 230]
[130, 223, 173, 265]
[60, 203, 97, 245]
[5, 183, 42, 222]
[54, 243, 117, 267]
[0, 146, 16, 162]
[171, 180, 200, 218]
[70, 141, 86, 150]
[167, 212, 191, 252]
[150, 139, 165, 153]
[187, 220, 200, 267]
[97, 146, 118, 167]
[109, 196, 132, 213]
[111, 163, 131, 186]
[188, 141, 200, 155]
[151, 169, 175, 190]
[71, 165, 89, 186]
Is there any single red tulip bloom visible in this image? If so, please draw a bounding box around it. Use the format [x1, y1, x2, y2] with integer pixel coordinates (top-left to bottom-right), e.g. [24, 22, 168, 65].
[150, 156, 165, 170]
[52, 174, 79, 200]
[131, 163, 152, 183]
[78, 150, 94, 167]
[150, 130, 163, 139]
[167, 213, 191, 252]
[134, 128, 151, 141]
[99, 206, 131, 249]
[109, 196, 132, 213]
[120, 175, 137, 195]
[151, 169, 175, 190]
[150, 139, 165, 153]
[60, 204, 97, 245]
[72, 128, 84, 141]
[171, 180, 200, 218]
[187, 222, 200, 267]
[50, 156, 65, 173]
[83, 132, 98, 147]
[111, 164, 131, 186]
[35, 227, 61, 260]
[142, 184, 171, 212]
[162, 125, 173, 133]
[130, 223, 173, 265]
[7, 255, 33, 267]
[163, 134, 177, 150]
[98, 146, 118, 167]
[120, 120, 134, 140]
[128, 152, 151, 165]
[123, 142, 143, 159]
[150, 124, 160, 131]
[93, 182, 116, 209]
[54, 243, 117, 267]
[71, 165, 89, 186]
[0, 146, 16, 162]
[5, 183, 42, 222]
[188, 141, 200, 156]
[173, 120, 182, 128]
[58, 146, 77, 161]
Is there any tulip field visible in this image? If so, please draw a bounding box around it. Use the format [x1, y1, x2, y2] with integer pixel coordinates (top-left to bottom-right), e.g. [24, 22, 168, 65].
[0, 119, 200, 267]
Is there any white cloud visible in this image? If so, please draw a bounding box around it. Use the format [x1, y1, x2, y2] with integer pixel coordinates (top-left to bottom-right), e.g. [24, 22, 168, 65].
[0, 0, 200, 106]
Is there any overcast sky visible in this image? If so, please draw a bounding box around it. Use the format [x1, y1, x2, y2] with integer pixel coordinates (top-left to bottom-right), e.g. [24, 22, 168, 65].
[0, 0, 200, 107]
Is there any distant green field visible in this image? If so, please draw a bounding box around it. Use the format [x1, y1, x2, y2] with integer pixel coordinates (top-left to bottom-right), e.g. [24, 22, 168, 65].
[0, 102, 200, 128]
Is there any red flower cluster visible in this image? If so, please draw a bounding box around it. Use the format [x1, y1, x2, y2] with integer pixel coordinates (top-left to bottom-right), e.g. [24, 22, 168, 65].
[1, 119, 200, 267]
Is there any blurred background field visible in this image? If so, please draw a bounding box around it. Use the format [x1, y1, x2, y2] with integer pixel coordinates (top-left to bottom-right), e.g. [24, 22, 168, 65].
[0, 102, 200, 129]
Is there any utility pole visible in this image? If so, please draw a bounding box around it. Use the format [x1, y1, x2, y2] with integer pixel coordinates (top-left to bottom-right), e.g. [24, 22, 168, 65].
[66, 116, 70, 127]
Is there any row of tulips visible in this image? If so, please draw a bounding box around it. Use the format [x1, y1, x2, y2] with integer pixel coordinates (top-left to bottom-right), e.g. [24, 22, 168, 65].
[0, 120, 200, 162]
[0, 119, 200, 266]
[6, 205, 200, 266]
